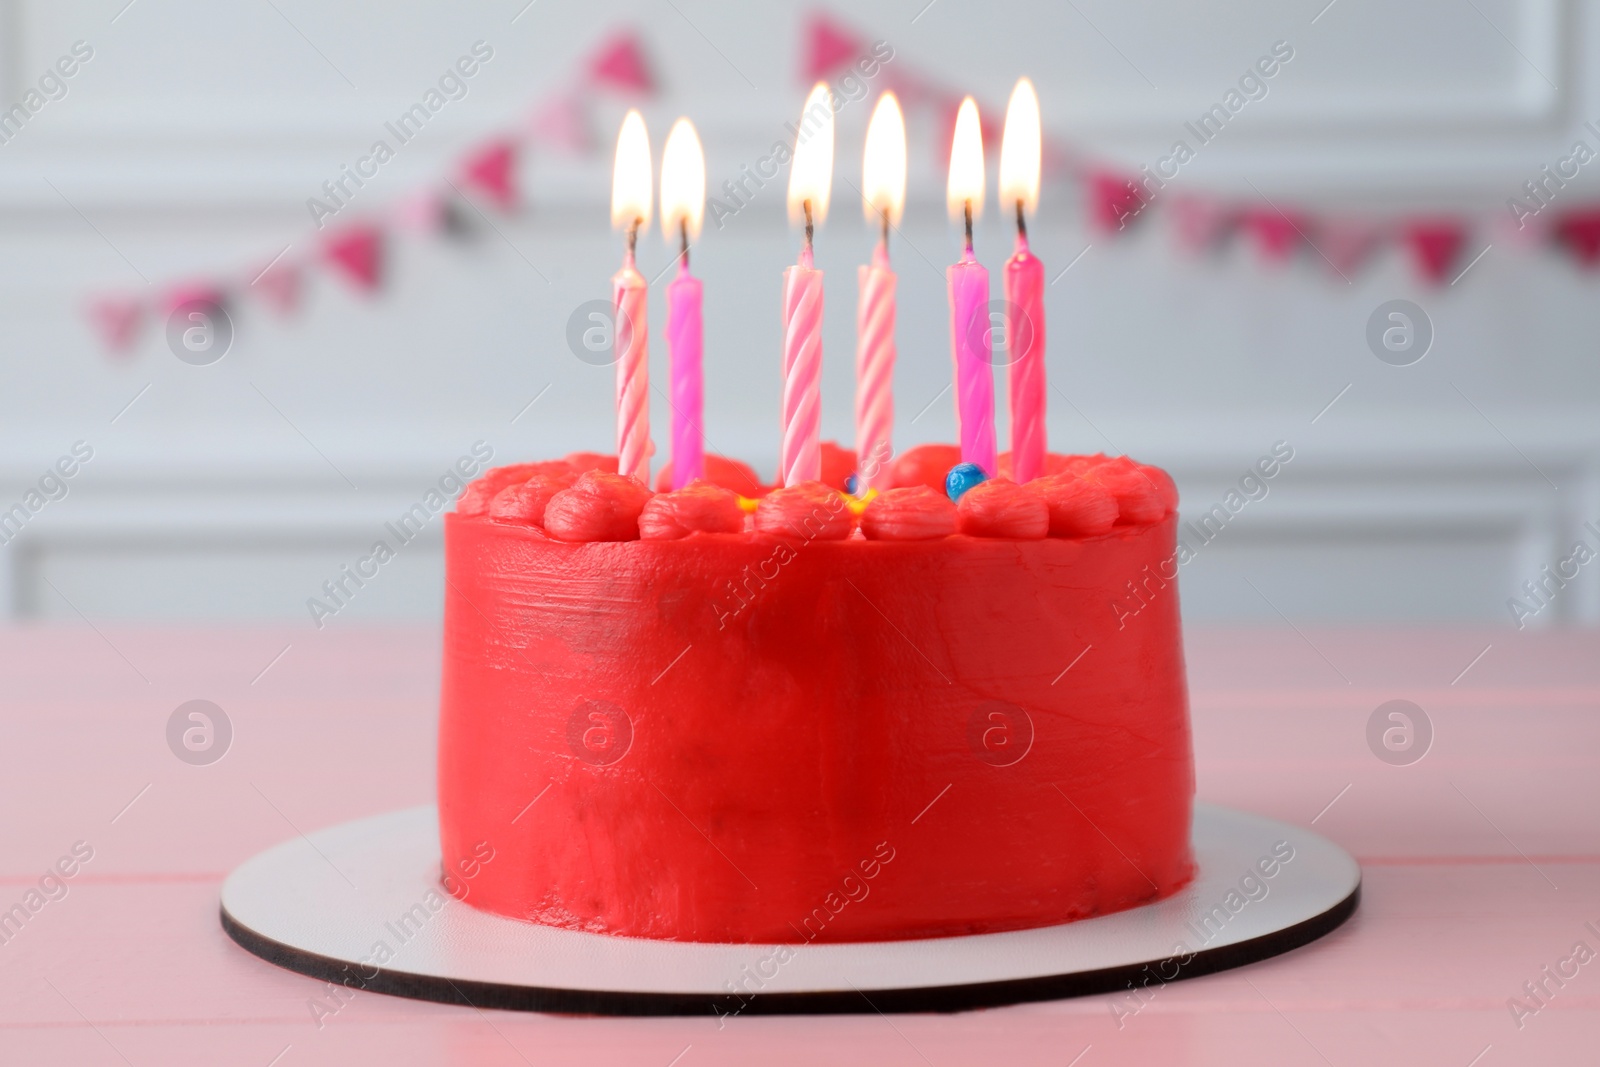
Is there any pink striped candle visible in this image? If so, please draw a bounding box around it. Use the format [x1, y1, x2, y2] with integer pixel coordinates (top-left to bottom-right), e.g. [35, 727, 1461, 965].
[1001, 78, 1046, 484]
[781, 83, 834, 487]
[1004, 233, 1046, 483]
[855, 242, 895, 490]
[610, 111, 653, 484]
[612, 252, 650, 482]
[855, 93, 904, 492]
[782, 243, 823, 486]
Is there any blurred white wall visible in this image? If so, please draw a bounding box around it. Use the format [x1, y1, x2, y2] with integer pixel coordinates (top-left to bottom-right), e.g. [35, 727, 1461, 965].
[0, 0, 1597, 626]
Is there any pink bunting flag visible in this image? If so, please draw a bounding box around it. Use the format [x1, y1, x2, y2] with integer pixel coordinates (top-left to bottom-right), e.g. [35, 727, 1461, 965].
[1315, 219, 1382, 278]
[1554, 209, 1600, 269]
[802, 12, 867, 81]
[528, 90, 591, 154]
[1169, 195, 1234, 256]
[162, 282, 226, 315]
[322, 225, 384, 292]
[1087, 170, 1148, 235]
[460, 139, 518, 211]
[252, 258, 302, 316]
[1403, 219, 1467, 284]
[87, 295, 144, 355]
[587, 31, 653, 94]
[1242, 209, 1304, 264]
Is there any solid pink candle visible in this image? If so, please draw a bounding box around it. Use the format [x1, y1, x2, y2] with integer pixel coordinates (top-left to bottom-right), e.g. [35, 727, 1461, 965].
[947, 248, 997, 477]
[781, 244, 823, 486]
[855, 242, 896, 491]
[612, 251, 650, 482]
[1005, 233, 1046, 483]
[667, 262, 703, 489]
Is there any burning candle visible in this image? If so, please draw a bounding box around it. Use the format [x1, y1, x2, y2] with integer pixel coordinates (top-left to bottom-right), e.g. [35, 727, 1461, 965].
[855, 93, 905, 493]
[1000, 78, 1046, 484]
[610, 110, 653, 483]
[661, 119, 706, 490]
[946, 97, 997, 478]
[781, 83, 833, 487]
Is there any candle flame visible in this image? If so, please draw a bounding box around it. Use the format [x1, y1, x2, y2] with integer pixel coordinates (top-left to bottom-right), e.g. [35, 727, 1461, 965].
[999, 78, 1041, 218]
[610, 109, 652, 231]
[862, 92, 906, 227]
[787, 82, 834, 228]
[660, 118, 705, 242]
[946, 96, 985, 225]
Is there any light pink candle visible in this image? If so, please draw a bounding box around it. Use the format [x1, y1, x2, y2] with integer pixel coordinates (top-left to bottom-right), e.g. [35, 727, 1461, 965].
[1005, 232, 1046, 483]
[667, 263, 703, 489]
[855, 242, 896, 490]
[947, 249, 997, 477]
[946, 96, 997, 477]
[1000, 78, 1046, 484]
[612, 251, 650, 483]
[609, 110, 653, 484]
[855, 93, 904, 493]
[782, 243, 823, 486]
[781, 83, 834, 487]
[661, 118, 707, 489]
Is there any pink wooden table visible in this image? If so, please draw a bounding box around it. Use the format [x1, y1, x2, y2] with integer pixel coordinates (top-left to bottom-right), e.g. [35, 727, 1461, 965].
[1, 623, 1595, 1065]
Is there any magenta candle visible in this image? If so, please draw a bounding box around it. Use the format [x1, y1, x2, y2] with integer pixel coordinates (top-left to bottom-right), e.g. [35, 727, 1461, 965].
[781, 83, 834, 487]
[946, 97, 997, 477]
[667, 267, 703, 489]
[1000, 78, 1046, 484]
[947, 250, 997, 476]
[661, 119, 707, 489]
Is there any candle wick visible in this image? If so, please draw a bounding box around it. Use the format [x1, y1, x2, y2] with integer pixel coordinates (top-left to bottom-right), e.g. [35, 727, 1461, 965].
[1016, 199, 1027, 241]
[963, 200, 973, 253]
[804, 200, 814, 251]
[880, 207, 890, 248]
[679, 217, 689, 271]
[627, 218, 639, 257]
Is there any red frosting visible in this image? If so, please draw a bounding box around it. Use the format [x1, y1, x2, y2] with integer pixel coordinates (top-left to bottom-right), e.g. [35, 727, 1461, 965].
[891, 444, 963, 492]
[654, 455, 766, 497]
[563, 452, 620, 475]
[438, 503, 1195, 943]
[1034, 473, 1119, 537]
[488, 470, 578, 525]
[638, 482, 746, 540]
[753, 482, 855, 540]
[543, 471, 652, 542]
[957, 479, 1050, 539]
[1086, 458, 1174, 525]
[457, 461, 573, 516]
[818, 441, 858, 492]
[861, 486, 959, 541]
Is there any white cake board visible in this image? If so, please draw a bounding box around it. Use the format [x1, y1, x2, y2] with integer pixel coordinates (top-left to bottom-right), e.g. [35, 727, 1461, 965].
[221, 803, 1358, 1015]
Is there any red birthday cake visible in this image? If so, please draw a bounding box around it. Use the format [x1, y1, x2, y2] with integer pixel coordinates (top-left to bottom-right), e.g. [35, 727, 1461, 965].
[437, 443, 1194, 944]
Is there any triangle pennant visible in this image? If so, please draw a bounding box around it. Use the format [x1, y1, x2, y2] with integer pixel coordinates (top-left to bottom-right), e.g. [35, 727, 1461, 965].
[1403, 219, 1467, 284]
[460, 138, 519, 211]
[802, 13, 868, 82]
[529, 90, 590, 154]
[251, 258, 303, 316]
[587, 31, 654, 94]
[1086, 170, 1149, 235]
[323, 224, 385, 292]
[87, 295, 144, 355]
[1554, 209, 1600, 268]
[1242, 209, 1304, 264]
